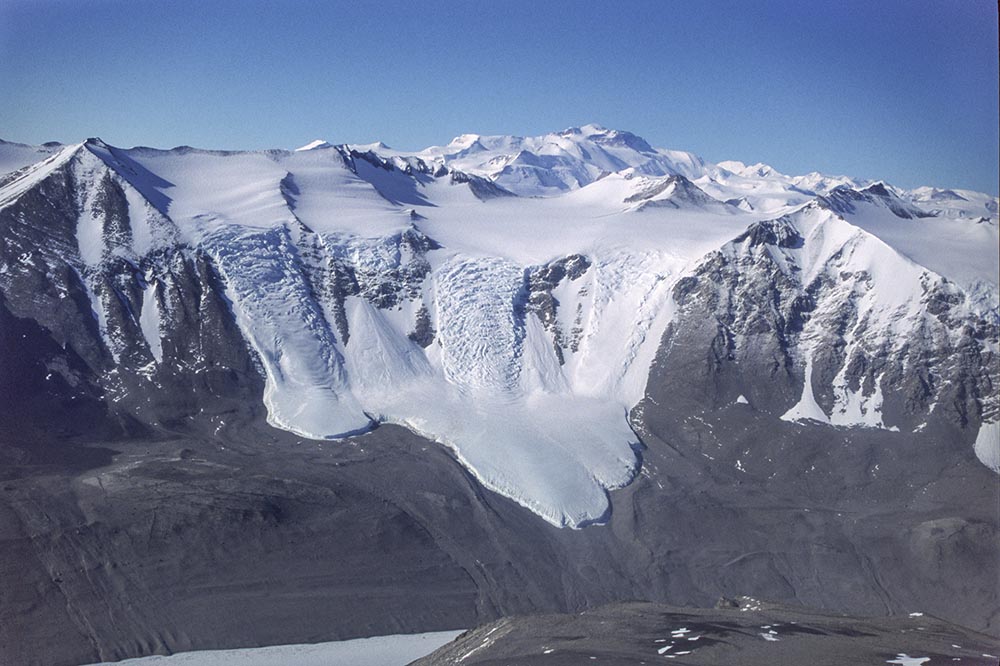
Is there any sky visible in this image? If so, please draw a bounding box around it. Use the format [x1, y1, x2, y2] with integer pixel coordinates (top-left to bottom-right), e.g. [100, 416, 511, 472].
[0, 0, 997, 193]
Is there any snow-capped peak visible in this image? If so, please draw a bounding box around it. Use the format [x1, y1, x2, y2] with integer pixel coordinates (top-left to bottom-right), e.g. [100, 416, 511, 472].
[719, 161, 782, 179]
[296, 139, 334, 151]
[397, 124, 705, 197]
[446, 133, 482, 149]
[577, 122, 610, 134]
[349, 140, 392, 153]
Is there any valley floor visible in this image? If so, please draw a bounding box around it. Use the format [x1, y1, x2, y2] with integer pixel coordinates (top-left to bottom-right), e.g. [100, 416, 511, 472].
[1, 402, 997, 666]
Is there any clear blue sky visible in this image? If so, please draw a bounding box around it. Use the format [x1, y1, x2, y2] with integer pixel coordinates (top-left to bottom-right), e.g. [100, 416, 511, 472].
[1, 0, 997, 193]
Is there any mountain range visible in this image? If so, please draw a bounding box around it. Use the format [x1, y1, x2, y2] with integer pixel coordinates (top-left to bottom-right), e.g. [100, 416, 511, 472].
[0, 125, 996, 665]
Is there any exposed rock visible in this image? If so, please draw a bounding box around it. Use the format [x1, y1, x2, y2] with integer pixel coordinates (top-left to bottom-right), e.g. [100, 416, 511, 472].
[409, 304, 436, 347]
[525, 254, 592, 364]
[414, 601, 1000, 666]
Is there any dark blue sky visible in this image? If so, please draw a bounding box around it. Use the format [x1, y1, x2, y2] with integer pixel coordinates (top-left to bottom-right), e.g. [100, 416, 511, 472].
[1, 0, 997, 193]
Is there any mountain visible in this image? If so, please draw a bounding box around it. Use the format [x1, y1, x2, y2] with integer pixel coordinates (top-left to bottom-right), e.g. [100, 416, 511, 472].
[0, 128, 997, 665]
[405, 123, 707, 197]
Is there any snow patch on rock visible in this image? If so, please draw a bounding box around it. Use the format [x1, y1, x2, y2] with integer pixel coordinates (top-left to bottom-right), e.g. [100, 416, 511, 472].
[138, 281, 162, 363]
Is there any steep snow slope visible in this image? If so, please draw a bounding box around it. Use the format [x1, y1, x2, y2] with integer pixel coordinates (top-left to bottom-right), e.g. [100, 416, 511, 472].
[1, 129, 996, 528]
[0, 142, 83, 208]
[841, 202, 999, 299]
[0, 138, 64, 181]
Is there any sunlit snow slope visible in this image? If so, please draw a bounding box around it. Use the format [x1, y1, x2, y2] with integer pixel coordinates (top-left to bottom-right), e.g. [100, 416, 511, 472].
[0, 126, 996, 527]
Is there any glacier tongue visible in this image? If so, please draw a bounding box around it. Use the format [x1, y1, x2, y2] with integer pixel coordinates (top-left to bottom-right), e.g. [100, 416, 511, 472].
[386, 391, 638, 528]
[204, 224, 372, 439]
[335, 253, 642, 527]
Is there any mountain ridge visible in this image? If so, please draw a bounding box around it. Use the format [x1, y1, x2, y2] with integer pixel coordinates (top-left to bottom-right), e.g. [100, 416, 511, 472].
[8, 123, 992, 200]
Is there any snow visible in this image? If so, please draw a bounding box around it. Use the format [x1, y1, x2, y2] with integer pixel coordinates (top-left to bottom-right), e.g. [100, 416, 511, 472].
[842, 201, 999, 300]
[781, 355, 828, 424]
[121, 177, 178, 256]
[295, 139, 333, 151]
[407, 124, 706, 197]
[74, 265, 116, 361]
[974, 421, 1000, 472]
[125, 185, 157, 256]
[139, 281, 162, 363]
[73, 152, 112, 267]
[0, 143, 83, 211]
[118, 145, 407, 241]
[434, 257, 524, 391]
[204, 225, 371, 439]
[887, 654, 930, 666]
[80, 630, 463, 666]
[827, 372, 890, 429]
[75, 205, 106, 266]
[0, 139, 64, 179]
[909, 186, 998, 221]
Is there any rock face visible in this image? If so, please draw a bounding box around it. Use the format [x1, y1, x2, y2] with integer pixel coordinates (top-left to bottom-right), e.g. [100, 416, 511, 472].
[0, 145, 274, 448]
[0, 132, 997, 665]
[647, 210, 998, 432]
[525, 254, 591, 364]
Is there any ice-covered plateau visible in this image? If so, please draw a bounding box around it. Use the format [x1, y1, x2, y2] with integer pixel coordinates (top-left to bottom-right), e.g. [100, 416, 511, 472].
[0, 126, 996, 527]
